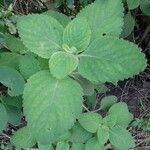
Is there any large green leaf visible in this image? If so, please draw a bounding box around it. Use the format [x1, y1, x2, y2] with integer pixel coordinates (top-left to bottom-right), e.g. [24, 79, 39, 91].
[79, 112, 102, 133]
[19, 54, 41, 80]
[63, 17, 91, 53]
[49, 52, 78, 79]
[43, 10, 71, 27]
[109, 126, 135, 150]
[70, 123, 92, 143]
[77, 0, 124, 40]
[108, 102, 133, 128]
[17, 14, 64, 58]
[0, 52, 20, 70]
[0, 66, 25, 96]
[85, 137, 104, 150]
[0, 103, 8, 132]
[23, 71, 83, 144]
[78, 36, 147, 83]
[11, 127, 36, 149]
[127, 0, 140, 10]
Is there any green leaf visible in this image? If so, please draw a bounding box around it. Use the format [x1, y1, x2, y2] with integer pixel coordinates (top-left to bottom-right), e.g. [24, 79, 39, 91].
[85, 137, 104, 150]
[109, 126, 135, 150]
[19, 54, 41, 80]
[6, 105, 21, 125]
[71, 143, 85, 150]
[11, 127, 36, 149]
[38, 143, 54, 150]
[0, 66, 25, 96]
[23, 70, 83, 144]
[70, 123, 92, 143]
[140, 1, 150, 16]
[108, 102, 133, 128]
[103, 114, 117, 128]
[77, 0, 124, 40]
[0, 103, 8, 132]
[100, 96, 118, 111]
[63, 17, 91, 53]
[73, 74, 94, 96]
[43, 10, 71, 27]
[127, 0, 140, 10]
[56, 141, 69, 150]
[17, 14, 64, 58]
[49, 52, 78, 79]
[4, 34, 27, 53]
[79, 112, 102, 133]
[121, 12, 135, 38]
[97, 126, 109, 145]
[0, 52, 20, 70]
[78, 36, 147, 83]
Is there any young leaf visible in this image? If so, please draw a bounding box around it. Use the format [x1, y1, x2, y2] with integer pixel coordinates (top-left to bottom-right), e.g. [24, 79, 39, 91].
[78, 112, 102, 133]
[63, 17, 91, 53]
[127, 0, 140, 10]
[43, 10, 71, 27]
[11, 127, 36, 149]
[103, 114, 117, 128]
[109, 126, 135, 150]
[73, 74, 94, 96]
[70, 123, 92, 143]
[100, 96, 118, 111]
[0, 66, 25, 96]
[23, 71, 83, 144]
[85, 137, 104, 150]
[78, 36, 147, 83]
[49, 52, 78, 79]
[17, 14, 64, 58]
[97, 126, 109, 145]
[56, 141, 69, 150]
[121, 12, 135, 38]
[140, 0, 150, 16]
[71, 143, 85, 150]
[108, 102, 133, 128]
[19, 54, 41, 80]
[38, 143, 54, 150]
[77, 0, 124, 40]
[0, 103, 8, 132]
[0, 52, 20, 70]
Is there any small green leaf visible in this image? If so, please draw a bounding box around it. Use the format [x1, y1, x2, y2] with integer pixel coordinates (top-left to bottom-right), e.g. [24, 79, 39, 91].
[70, 123, 92, 143]
[0, 66, 25, 96]
[127, 0, 140, 10]
[97, 126, 109, 145]
[77, 0, 124, 40]
[43, 10, 71, 27]
[108, 102, 133, 128]
[71, 143, 85, 150]
[23, 71, 83, 144]
[73, 74, 94, 96]
[100, 96, 118, 111]
[121, 12, 135, 38]
[0, 52, 20, 70]
[0, 103, 8, 132]
[11, 127, 36, 149]
[79, 36, 147, 83]
[17, 14, 64, 58]
[109, 126, 135, 150]
[140, 0, 150, 16]
[103, 114, 117, 128]
[56, 141, 69, 150]
[19, 54, 41, 80]
[79, 112, 102, 133]
[85, 137, 104, 150]
[63, 17, 91, 52]
[38, 143, 54, 150]
[49, 52, 78, 79]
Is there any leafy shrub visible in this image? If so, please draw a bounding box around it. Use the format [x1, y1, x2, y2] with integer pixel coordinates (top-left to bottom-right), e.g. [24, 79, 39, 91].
[0, 0, 148, 149]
